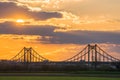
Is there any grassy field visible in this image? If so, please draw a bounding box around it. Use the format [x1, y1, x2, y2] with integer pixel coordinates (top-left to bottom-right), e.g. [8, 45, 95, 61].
[0, 77, 120, 80]
[0, 71, 120, 80]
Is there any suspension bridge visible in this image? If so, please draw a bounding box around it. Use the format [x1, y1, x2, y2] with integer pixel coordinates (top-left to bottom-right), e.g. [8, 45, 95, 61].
[11, 44, 120, 63]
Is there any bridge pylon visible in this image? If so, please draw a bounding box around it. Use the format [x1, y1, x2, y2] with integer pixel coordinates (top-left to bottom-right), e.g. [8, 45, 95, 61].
[23, 47, 32, 63]
[88, 44, 97, 67]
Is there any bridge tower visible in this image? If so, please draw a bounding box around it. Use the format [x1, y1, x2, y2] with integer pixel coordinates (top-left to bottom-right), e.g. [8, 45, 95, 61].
[88, 44, 97, 68]
[23, 47, 32, 63]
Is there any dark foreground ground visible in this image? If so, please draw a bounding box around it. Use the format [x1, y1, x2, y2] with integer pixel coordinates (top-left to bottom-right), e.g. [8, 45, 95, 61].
[0, 71, 120, 78]
[0, 76, 120, 80]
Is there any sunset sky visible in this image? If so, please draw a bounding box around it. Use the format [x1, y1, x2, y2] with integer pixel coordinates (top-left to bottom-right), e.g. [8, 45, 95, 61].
[0, 0, 120, 61]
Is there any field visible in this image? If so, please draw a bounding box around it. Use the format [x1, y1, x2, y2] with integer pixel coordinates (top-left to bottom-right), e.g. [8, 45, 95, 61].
[0, 71, 120, 80]
[0, 77, 120, 80]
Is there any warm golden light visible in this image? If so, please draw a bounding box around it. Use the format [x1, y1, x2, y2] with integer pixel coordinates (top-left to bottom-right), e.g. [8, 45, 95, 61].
[16, 19, 24, 23]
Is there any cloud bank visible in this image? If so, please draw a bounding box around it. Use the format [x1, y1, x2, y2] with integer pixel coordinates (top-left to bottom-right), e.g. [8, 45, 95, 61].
[0, 21, 120, 44]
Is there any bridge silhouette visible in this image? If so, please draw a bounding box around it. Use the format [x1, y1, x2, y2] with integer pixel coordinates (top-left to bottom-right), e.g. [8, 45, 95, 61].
[11, 44, 120, 63]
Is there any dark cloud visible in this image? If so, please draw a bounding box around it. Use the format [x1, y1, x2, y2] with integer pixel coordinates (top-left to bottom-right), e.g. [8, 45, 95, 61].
[31, 12, 63, 20]
[0, 2, 62, 20]
[41, 31, 120, 44]
[0, 21, 120, 44]
[0, 21, 56, 35]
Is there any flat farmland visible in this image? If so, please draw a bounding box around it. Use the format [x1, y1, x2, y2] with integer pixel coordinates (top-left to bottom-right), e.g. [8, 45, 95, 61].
[0, 77, 120, 80]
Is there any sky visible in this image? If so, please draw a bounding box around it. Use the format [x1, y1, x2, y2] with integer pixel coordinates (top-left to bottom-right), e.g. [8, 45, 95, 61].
[0, 0, 120, 61]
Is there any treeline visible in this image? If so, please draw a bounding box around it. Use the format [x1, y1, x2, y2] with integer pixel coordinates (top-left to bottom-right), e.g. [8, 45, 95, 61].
[0, 61, 120, 72]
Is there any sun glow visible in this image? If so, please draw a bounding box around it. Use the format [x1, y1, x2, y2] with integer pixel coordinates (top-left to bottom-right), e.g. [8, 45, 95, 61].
[16, 19, 24, 23]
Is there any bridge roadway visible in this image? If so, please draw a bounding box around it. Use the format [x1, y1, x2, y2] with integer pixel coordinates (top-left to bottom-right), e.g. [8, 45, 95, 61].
[16, 61, 120, 66]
